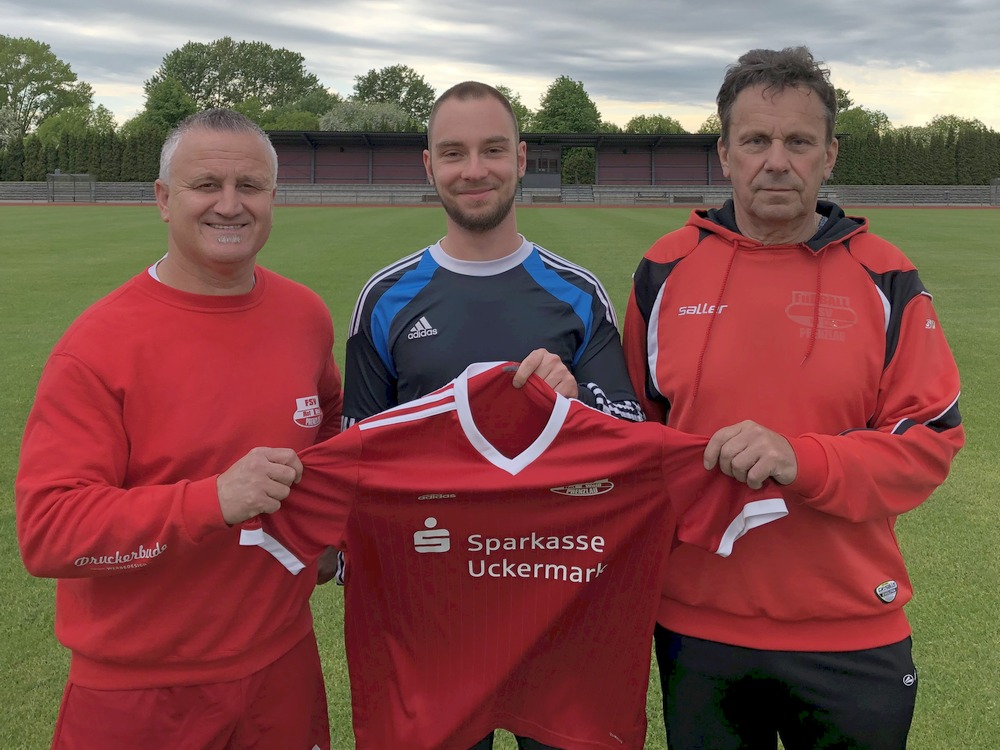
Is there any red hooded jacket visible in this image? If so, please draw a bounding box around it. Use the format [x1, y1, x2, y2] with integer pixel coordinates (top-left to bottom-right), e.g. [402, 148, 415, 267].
[623, 201, 964, 651]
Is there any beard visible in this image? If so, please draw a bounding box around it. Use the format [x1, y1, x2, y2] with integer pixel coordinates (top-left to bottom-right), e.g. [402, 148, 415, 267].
[439, 189, 515, 233]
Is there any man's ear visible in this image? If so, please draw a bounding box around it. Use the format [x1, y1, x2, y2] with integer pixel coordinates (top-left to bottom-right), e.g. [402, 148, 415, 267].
[423, 149, 434, 185]
[154, 180, 170, 222]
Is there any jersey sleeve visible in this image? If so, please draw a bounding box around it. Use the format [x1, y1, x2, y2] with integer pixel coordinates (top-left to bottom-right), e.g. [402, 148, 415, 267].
[342, 288, 398, 429]
[317, 353, 345, 442]
[240, 428, 362, 574]
[16, 353, 226, 578]
[573, 281, 646, 423]
[622, 257, 672, 425]
[658, 427, 787, 557]
[785, 284, 964, 522]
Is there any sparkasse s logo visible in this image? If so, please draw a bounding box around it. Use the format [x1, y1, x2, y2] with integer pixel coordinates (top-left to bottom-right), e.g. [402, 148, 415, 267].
[414, 517, 450, 553]
[550, 479, 614, 497]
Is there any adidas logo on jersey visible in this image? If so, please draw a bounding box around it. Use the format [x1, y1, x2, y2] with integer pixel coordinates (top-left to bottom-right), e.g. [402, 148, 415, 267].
[407, 316, 438, 339]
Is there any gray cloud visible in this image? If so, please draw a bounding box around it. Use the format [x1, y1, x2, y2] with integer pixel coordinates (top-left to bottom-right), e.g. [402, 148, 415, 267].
[3, 0, 999, 124]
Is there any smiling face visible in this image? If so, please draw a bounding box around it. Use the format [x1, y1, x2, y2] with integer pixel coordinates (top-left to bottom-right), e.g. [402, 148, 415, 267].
[718, 84, 838, 245]
[154, 127, 276, 293]
[423, 94, 526, 240]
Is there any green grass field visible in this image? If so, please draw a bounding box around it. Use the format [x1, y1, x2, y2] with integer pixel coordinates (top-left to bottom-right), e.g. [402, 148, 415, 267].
[1, 204, 997, 749]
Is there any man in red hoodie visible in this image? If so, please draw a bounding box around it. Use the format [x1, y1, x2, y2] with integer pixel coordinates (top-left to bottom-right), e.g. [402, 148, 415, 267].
[16, 109, 342, 749]
[623, 46, 963, 749]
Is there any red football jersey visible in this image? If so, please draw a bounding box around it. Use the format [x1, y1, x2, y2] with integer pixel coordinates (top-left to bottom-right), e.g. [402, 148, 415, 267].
[242, 362, 786, 749]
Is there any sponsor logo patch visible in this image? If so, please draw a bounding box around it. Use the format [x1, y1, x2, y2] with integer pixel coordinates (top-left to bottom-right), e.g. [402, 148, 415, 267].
[875, 579, 898, 603]
[413, 517, 451, 553]
[678, 303, 728, 316]
[550, 479, 614, 496]
[75, 542, 168, 570]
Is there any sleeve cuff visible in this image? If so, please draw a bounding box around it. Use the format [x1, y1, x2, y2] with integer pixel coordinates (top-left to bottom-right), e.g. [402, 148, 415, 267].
[182, 475, 228, 543]
[575, 383, 598, 408]
[785, 435, 829, 498]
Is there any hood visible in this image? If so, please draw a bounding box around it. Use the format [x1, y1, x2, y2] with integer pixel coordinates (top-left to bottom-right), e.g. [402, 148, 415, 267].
[689, 200, 868, 253]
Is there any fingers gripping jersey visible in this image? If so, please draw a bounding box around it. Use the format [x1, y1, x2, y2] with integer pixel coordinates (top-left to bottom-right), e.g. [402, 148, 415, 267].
[243, 363, 786, 749]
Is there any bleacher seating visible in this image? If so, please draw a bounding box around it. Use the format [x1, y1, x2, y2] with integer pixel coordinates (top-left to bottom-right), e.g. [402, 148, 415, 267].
[273, 184, 437, 205]
[823, 185, 991, 205]
[94, 183, 157, 203]
[0, 182, 49, 202]
[593, 185, 734, 206]
[521, 188, 563, 204]
[0, 182, 994, 206]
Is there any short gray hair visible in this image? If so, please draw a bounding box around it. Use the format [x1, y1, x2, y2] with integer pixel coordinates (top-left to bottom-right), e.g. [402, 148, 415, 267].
[159, 109, 278, 185]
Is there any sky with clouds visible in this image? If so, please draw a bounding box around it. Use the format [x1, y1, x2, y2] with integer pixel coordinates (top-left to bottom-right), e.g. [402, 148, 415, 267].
[4, 0, 1000, 132]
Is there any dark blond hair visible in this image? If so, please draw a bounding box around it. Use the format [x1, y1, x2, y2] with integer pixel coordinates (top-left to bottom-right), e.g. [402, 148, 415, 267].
[717, 46, 837, 144]
[427, 81, 519, 142]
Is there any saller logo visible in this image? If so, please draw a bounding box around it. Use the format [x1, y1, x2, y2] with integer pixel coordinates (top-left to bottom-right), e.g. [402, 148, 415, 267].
[678, 303, 728, 316]
[551, 479, 614, 496]
[875, 579, 898, 603]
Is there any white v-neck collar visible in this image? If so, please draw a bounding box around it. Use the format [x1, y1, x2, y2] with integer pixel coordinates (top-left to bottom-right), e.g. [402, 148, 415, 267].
[452, 362, 571, 476]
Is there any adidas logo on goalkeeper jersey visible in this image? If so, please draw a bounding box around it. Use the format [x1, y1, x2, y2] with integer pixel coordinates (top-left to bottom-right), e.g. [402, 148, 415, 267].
[407, 316, 438, 339]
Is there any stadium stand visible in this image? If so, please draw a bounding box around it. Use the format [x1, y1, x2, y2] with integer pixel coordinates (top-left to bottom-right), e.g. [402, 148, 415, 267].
[0, 182, 995, 206]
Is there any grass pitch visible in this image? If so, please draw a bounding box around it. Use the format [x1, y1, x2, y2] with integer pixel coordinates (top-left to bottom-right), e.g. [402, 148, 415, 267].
[1, 204, 997, 749]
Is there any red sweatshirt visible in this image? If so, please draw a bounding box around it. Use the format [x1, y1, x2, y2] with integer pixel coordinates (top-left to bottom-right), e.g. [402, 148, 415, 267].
[16, 266, 343, 689]
[623, 201, 964, 651]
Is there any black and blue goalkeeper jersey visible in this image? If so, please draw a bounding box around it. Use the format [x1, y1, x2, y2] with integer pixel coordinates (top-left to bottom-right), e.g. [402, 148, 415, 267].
[343, 237, 644, 426]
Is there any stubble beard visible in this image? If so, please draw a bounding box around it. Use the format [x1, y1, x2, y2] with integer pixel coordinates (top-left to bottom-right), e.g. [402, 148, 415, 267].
[441, 191, 515, 234]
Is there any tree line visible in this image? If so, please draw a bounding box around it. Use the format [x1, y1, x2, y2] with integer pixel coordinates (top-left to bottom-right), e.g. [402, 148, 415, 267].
[2, 35, 998, 185]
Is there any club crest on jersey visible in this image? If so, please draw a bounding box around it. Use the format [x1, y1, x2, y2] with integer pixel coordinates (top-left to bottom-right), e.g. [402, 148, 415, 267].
[875, 580, 898, 603]
[550, 479, 614, 497]
[785, 292, 858, 330]
[293, 395, 323, 428]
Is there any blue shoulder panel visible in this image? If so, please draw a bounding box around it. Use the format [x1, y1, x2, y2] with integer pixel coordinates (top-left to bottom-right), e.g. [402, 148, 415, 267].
[370, 252, 440, 378]
[521, 247, 593, 367]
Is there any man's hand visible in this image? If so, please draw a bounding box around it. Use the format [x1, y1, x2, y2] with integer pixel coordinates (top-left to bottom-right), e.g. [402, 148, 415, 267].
[511, 349, 578, 399]
[704, 420, 798, 489]
[217, 447, 303, 525]
[316, 547, 340, 585]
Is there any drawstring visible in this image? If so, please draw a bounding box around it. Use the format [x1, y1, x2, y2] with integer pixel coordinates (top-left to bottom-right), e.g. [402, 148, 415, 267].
[800, 248, 826, 364]
[691, 239, 739, 401]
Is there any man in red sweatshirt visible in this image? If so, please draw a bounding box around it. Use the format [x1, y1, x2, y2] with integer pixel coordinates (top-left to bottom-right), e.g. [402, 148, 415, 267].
[15, 109, 343, 749]
[623, 46, 964, 749]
